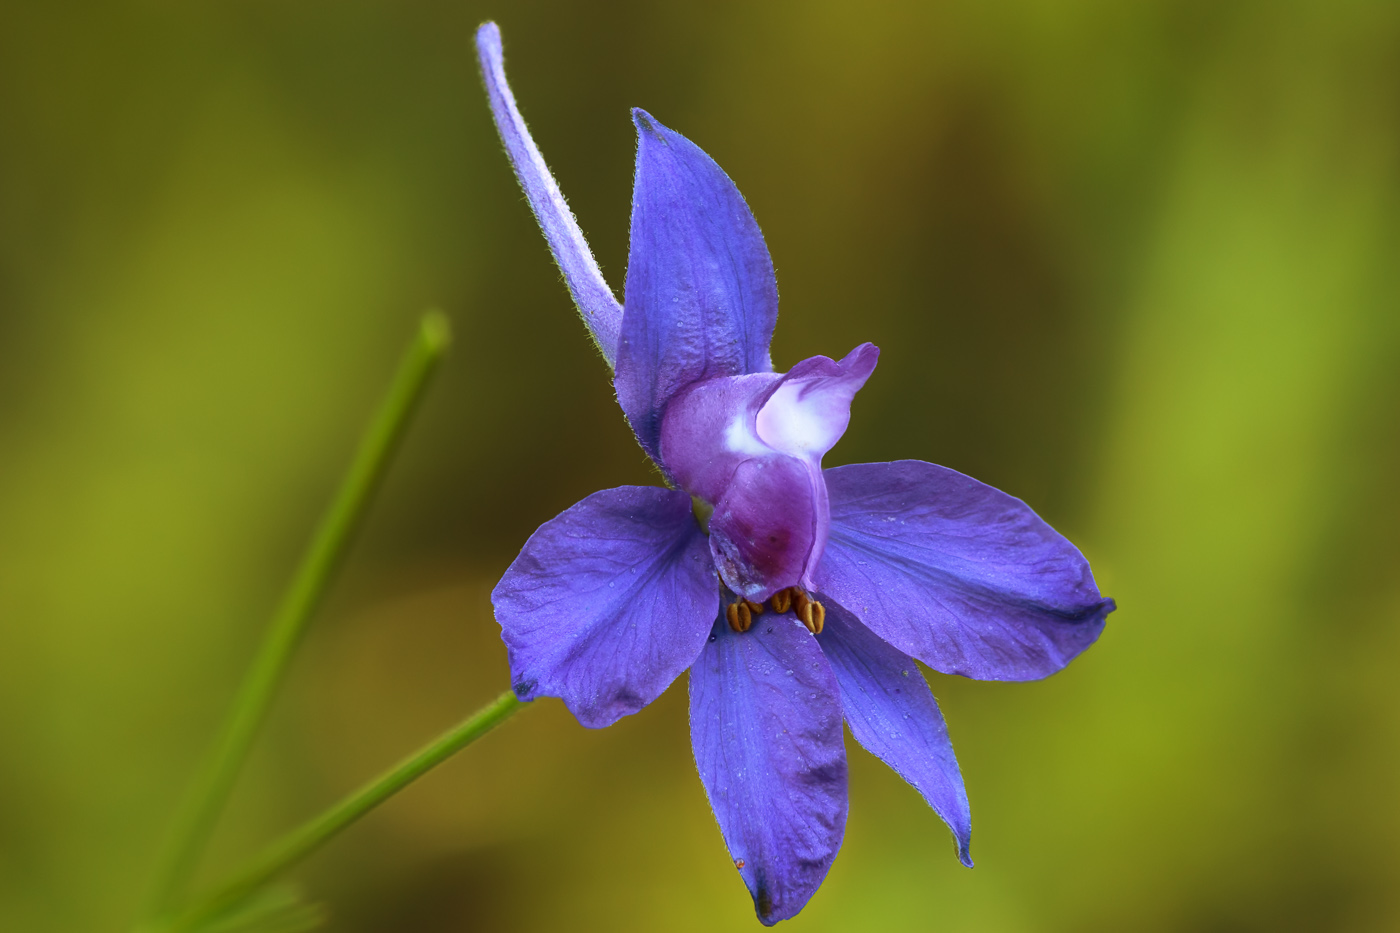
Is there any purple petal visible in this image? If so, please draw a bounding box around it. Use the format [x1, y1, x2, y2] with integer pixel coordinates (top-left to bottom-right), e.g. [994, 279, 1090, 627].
[615, 110, 779, 458]
[690, 612, 848, 925]
[708, 456, 824, 601]
[475, 22, 623, 364]
[815, 602, 972, 866]
[491, 485, 717, 728]
[815, 461, 1114, 681]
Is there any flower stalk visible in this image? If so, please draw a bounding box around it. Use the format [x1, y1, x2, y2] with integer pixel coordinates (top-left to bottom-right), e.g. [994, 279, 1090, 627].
[142, 311, 451, 926]
[163, 690, 525, 933]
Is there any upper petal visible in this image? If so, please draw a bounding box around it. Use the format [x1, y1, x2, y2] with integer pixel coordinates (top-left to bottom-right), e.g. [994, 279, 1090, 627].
[756, 344, 879, 460]
[814, 461, 1115, 681]
[690, 611, 848, 925]
[491, 485, 718, 728]
[475, 22, 623, 365]
[615, 110, 779, 459]
[815, 601, 972, 866]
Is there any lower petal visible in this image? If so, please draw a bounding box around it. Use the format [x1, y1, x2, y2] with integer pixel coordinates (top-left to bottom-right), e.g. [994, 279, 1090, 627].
[708, 456, 823, 601]
[815, 601, 972, 866]
[492, 486, 718, 728]
[689, 610, 848, 925]
[816, 461, 1114, 681]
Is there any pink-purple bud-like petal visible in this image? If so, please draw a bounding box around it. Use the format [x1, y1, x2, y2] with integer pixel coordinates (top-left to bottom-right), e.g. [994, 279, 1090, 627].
[660, 345, 878, 598]
[756, 343, 879, 459]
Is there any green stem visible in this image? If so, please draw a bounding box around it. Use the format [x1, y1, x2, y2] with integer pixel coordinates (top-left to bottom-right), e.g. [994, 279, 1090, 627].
[169, 690, 525, 933]
[143, 312, 451, 923]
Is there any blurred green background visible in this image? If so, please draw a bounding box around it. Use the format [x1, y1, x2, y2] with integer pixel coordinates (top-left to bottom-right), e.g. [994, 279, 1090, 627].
[2, 0, 1399, 930]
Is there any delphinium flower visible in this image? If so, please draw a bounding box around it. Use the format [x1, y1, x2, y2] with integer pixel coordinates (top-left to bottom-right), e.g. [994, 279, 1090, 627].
[476, 22, 1115, 925]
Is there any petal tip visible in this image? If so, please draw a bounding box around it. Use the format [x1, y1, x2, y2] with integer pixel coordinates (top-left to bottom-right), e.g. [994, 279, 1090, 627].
[570, 694, 646, 730]
[753, 878, 776, 926]
[474, 20, 501, 55]
[631, 108, 667, 142]
[844, 342, 881, 380]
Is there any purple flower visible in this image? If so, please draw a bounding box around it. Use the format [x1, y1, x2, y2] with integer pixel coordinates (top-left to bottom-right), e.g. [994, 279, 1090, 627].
[476, 22, 1114, 924]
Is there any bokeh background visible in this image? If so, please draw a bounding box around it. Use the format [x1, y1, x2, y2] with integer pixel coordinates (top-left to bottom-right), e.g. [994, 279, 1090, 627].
[3, 1, 1399, 930]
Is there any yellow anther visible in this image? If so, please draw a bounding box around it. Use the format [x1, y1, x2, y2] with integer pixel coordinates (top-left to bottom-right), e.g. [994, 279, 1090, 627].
[758, 587, 823, 632]
[727, 600, 752, 633]
[744, 600, 764, 616]
[787, 589, 824, 634]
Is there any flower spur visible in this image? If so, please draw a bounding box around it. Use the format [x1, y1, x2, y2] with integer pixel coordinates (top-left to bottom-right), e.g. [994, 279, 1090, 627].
[476, 22, 1115, 925]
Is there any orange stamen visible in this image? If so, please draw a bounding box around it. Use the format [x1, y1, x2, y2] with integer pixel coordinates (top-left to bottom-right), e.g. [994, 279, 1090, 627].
[727, 600, 752, 633]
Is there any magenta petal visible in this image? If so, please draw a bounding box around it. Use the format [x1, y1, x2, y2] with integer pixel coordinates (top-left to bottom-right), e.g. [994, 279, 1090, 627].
[662, 346, 879, 599]
[815, 461, 1114, 681]
[491, 486, 717, 728]
[659, 346, 879, 504]
[475, 23, 624, 364]
[815, 602, 972, 866]
[616, 110, 779, 458]
[690, 613, 848, 925]
[709, 456, 824, 601]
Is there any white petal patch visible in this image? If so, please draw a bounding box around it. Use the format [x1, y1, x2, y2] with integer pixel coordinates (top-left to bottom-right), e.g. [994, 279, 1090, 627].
[725, 411, 770, 457]
[755, 378, 858, 459]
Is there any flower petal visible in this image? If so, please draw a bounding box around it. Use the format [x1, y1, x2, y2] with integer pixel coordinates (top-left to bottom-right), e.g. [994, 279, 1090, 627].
[708, 455, 824, 601]
[661, 346, 878, 599]
[690, 612, 848, 925]
[658, 371, 781, 503]
[815, 601, 972, 866]
[815, 461, 1115, 681]
[492, 485, 717, 728]
[475, 22, 624, 365]
[756, 344, 879, 460]
[616, 109, 779, 458]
